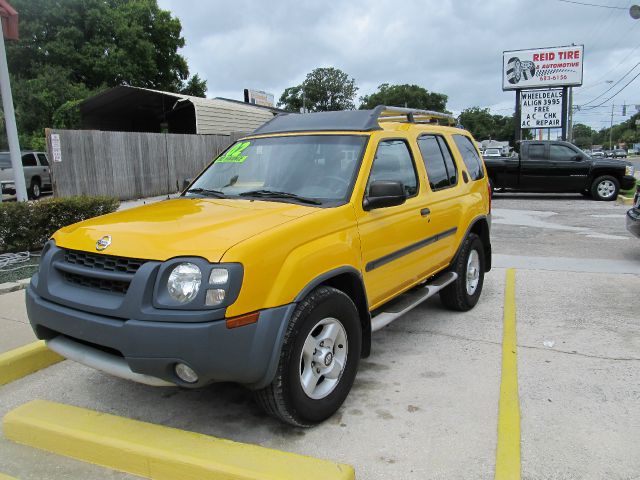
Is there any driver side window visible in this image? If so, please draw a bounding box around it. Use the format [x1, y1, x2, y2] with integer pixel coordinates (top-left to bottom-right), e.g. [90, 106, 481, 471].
[550, 144, 578, 161]
[367, 140, 418, 197]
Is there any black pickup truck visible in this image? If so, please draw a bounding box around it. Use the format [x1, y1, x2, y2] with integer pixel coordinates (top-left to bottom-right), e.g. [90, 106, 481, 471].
[484, 140, 636, 201]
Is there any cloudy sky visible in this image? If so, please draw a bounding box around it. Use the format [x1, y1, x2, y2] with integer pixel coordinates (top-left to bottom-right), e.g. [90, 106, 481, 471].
[158, 0, 640, 131]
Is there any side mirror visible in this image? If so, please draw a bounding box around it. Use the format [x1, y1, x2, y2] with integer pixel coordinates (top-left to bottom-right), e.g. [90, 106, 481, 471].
[363, 180, 406, 211]
[182, 178, 193, 192]
[572, 155, 582, 161]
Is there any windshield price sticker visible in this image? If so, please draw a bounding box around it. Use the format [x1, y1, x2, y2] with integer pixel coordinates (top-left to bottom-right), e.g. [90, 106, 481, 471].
[217, 141, 251, 163]
[520, 89, 563, 129]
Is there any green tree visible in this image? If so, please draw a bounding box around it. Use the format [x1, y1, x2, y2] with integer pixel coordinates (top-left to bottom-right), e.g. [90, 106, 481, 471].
[180, 74, 207, 97]
[459, 107, 530, 145]
[359, 83, 448, 112]
[4, 0, 204, 148]
[278, 67, 358, 112]
[572, 123, 596, 148]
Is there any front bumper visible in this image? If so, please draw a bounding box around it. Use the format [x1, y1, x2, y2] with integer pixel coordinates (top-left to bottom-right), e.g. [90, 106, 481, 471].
[621, 175, 637, 191]
[626, 208, 640, 238]
[26, 286, 295, 389]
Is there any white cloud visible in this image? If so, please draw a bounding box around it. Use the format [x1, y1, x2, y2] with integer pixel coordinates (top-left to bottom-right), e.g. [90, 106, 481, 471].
[158, 0, 640, 130]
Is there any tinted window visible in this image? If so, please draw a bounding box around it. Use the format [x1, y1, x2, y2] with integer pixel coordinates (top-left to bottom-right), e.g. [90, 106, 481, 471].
[528, 144, 545, 159]
[368, 140, 418, 196]
[549, 144, 577, 161]
[0, 153, 10, 169]
[21, 153, 37, 167]
[37, 153, 49, 166]
[437, 137, 457, 186]
[417, 135, 457, 190]
[452, 135, 484, 181]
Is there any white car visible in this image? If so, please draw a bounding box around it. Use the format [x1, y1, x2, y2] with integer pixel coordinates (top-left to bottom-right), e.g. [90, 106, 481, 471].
[483, 148, 502, 157]
[0, 151, 52, 199]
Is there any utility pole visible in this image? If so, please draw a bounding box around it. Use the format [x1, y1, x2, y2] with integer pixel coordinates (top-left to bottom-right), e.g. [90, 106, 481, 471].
[610, 103, 614, 149]
[567, 87, 574, 143]
[0, 8, 27, 202]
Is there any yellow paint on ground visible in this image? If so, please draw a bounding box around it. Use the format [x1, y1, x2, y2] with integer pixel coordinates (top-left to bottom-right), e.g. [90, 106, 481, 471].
[4, 400, 355, 480]
[495, 268, 521, 480]
[0, 473, 18, 480]
[0, 341, 63, 386]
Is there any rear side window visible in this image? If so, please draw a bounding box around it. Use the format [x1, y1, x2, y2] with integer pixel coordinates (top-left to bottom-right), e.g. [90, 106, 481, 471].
[21, 153, 37, 167]
[452, 135, 484, 181]
[528, 144, 545, 159]
[37, 153, 49, 166]
[368, 139, 418, 197]
[417, 135, 457, 190]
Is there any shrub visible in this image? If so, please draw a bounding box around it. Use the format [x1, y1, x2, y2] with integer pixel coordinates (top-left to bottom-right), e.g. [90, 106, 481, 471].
[0, 196, 120, 253]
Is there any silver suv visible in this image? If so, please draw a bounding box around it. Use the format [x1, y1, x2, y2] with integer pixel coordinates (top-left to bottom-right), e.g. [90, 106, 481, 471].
[0, 151, 52, 199]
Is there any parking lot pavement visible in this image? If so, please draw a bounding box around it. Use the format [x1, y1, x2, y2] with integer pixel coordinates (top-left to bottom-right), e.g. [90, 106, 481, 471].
[0, 291, 36, 353]
[0, 193, 638, 479]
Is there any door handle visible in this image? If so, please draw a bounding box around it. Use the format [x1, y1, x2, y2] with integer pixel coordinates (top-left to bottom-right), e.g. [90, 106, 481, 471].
[420, 208, 431, 217]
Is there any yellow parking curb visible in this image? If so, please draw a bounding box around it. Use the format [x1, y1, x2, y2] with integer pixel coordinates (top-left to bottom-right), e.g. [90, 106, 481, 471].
[617, 195, 634, 205]
[0, 341, 64, 386]
[4, 400, 355, 480]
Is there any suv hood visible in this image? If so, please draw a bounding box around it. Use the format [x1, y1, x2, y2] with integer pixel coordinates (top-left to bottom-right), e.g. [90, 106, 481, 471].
[52, 197, 317, 262]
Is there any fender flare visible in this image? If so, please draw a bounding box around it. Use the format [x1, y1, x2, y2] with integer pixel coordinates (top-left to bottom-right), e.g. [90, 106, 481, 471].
[451, 216, 492, 272]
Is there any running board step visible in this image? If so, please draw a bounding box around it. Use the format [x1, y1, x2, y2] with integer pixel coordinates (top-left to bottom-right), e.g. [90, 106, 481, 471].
[370, 272, 458, 332]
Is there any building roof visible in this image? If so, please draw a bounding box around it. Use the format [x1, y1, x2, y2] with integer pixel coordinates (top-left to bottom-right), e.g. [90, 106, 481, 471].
[80, 86, 276, 135]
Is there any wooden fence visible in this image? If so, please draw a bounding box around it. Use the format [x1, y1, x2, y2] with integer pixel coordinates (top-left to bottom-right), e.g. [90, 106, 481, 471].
[45, 130, 243, 200]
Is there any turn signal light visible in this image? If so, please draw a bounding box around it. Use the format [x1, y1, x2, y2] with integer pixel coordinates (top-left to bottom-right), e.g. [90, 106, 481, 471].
[226, 312, 260, 329]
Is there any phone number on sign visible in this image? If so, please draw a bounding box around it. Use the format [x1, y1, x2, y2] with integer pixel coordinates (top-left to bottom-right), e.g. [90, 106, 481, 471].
[539, 75, 568, 82]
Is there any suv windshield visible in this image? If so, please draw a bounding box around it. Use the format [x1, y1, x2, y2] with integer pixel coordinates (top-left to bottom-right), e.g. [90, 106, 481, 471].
[187, 135, 368, 205]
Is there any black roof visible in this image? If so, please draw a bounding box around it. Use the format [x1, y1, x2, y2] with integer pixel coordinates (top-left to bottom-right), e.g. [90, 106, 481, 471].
[251, 106, 457, 135]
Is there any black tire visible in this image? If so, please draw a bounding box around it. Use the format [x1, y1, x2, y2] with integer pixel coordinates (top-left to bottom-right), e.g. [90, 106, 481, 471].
[253, 286, 362, 427]
[440, 233, 485, 312]
[590, 175, 619, 201]
[28, 179, 41, 200]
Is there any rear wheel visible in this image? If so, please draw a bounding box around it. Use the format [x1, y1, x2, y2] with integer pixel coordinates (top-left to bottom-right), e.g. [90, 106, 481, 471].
[28, 179, 41, 200]
[254, 286, 361, 427]
[440, 233, 485, 311]
[591, 175, 619, 201]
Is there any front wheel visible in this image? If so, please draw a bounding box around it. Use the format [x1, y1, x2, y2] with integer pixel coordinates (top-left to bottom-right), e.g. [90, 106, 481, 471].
[591, 175, 619, 201]
[254, 286, 361, 427]
[440, 233, 485, 311]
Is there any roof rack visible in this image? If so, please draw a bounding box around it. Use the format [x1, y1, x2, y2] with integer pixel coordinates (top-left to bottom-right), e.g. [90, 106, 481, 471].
[251, 105, 457, 135]
[370, 105, 457, 127]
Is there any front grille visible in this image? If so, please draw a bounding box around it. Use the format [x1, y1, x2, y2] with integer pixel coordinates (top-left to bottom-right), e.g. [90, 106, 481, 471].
[64, 249, 146, 274]
[61, 271, 130, 295]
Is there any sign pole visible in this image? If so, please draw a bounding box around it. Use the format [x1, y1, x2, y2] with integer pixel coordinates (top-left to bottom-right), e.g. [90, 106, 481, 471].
[515, 90, 522, 143]
[560, 86, 568, 141]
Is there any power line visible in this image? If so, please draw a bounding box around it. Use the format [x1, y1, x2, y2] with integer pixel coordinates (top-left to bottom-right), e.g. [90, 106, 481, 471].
[557, 0, 627, 9]
[578, 62, 640, 106]
[582, 70, 640, 109]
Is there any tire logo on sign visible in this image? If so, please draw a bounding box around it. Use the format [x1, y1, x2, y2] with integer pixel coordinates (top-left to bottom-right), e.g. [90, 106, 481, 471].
[506, 57, 536, 85]
[96, 235, 112, 251]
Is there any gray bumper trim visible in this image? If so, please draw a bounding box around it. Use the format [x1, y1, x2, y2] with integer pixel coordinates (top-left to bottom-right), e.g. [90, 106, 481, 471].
[47, 336, 173, 387]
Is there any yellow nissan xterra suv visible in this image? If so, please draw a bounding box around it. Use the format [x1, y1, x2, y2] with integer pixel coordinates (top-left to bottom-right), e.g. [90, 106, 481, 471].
[26, 106, 491, 426]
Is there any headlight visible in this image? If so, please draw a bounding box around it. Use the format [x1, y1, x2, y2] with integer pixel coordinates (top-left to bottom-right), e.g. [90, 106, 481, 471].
[167, 263, 202, 303]
[626, 165, 635, 176]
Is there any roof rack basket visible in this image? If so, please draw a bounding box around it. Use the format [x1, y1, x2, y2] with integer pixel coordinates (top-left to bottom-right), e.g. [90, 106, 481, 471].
[369, 105, 457, 127]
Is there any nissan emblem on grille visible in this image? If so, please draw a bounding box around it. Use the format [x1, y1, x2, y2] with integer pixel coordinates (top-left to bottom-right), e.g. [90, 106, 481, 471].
[96, 235, 112, 251]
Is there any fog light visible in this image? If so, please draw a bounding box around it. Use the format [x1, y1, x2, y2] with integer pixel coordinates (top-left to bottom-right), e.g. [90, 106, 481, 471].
[174, 363, 198, 383]
[205, 288, 226, 306]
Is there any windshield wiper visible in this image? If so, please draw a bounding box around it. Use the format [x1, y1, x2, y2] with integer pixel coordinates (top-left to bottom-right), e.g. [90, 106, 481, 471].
[186, 188, 226, 198]
[239, 190, 321, 205]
